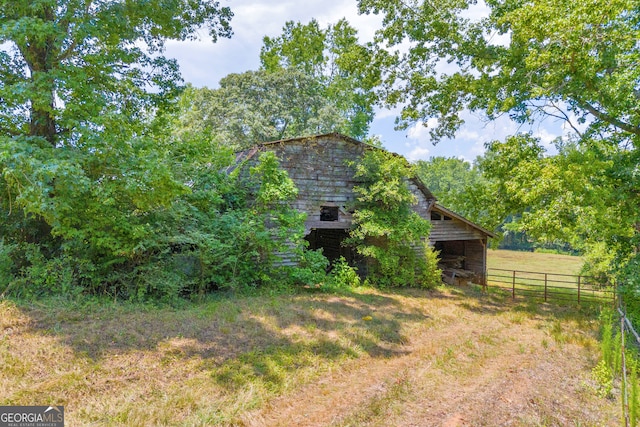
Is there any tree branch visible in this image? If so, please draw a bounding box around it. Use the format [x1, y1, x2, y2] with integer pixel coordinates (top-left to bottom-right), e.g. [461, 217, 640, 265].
[577, 99, 640, 136]
[547, 100, 584, 137]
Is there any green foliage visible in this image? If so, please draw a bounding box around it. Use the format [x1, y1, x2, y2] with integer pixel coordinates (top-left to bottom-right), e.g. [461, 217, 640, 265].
[360, 0, 640, 301]
[260, 19, 376, 140]
[347, 150, 436, 287]
[595, 309, 640, 420]
[600, 311, 616, 372]
[1, 144, 309, 301]
[176, 18, 377, 151]
[287, 249, 330, 287]
[0, 240, 15, 290]
[416, 156, 495, 230]
[175, 71, 354, 150]
[477, 134, 637, 281]
[135, 151, 307, 298]
[358, 0, 640, 146]
[591, 359, 614, 398]
[421, 246, 443, 288]
[0, 0, 232, 146]
[329, 257, 361, 289]
[0, 0, 234, 299]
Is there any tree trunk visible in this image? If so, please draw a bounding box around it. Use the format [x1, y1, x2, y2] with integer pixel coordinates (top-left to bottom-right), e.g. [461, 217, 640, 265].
[29, 104, 57, 146]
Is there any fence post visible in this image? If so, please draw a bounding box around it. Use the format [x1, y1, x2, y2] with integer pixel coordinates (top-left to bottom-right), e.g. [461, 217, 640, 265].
[577, 275, 581, 304]
[512, 270, 516, 300]
[621, 314, 630, 427]
[544, 273, 548, 302]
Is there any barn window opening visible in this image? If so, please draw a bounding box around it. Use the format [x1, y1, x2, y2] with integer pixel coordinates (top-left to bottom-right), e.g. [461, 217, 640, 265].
[320, 206, 339, 221]
[444, 215, 453, 221]
[431, 212, 442, 220]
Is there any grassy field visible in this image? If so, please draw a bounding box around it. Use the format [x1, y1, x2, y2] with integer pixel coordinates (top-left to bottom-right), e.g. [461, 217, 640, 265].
[0, 276, 620, 426]
[486, 250, 614, 305]
[487, 249, 584, 275]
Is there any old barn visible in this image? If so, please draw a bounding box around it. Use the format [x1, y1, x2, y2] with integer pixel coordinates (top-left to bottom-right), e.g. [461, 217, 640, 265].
[235, 133, 495, 284]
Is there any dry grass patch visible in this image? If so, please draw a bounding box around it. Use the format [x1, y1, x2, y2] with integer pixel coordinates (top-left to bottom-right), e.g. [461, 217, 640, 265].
[1, 286, 620, 426]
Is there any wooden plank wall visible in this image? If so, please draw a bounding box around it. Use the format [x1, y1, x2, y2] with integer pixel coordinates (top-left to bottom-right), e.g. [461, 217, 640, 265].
[464, 239, 486, 277]
[435, 239, 487, 279]
[262, 136, 366, 231]
[429, 219, 484, 242]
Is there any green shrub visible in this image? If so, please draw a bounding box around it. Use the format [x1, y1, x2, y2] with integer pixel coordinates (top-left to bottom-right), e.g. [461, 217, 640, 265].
[346, 150, 436, 287]
[591, 359, 613, 398]
[0, 239, 16, 293]
[329, 257, 361, 289]
[421, 246, 443, 288]
[6, 244, 83, 299]
[287, 249, 330, 286]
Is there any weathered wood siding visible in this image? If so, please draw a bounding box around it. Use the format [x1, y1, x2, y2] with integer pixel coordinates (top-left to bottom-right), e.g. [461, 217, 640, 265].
[435, 239, 487, 283]
[464, 239, 487, 278]
[429, 218, 485, 242]
[258, 135, 366, 232]
[408, 182, 433, 223]
[251, 134, 433, 233]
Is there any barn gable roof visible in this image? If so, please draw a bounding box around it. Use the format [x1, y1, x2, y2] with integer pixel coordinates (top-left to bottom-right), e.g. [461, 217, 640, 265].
[228, 132, 494, 240]
[430, 203, 497, 239]
[230, 132, 436, 201]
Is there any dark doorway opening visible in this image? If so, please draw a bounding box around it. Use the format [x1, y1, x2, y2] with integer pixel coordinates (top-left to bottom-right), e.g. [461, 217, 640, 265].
[434, 240, 466, 270]
[305, 228, 354, 264]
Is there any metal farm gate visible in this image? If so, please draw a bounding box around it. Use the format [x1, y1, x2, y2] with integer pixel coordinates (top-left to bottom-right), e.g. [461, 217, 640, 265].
[486, 268, 615, 305]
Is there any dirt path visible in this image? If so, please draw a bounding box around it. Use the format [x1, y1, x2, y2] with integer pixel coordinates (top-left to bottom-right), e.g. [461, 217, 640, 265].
[244, 291, 619, 427]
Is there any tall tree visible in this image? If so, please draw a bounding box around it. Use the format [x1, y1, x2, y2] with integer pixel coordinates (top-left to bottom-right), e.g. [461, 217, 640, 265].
[1, 0, 232, 146]
[477, 133, 635, 276]
[260, 19, 377, 139]
[175, 70, 351, 149]
[357, 0, 640, 145]
[0, 0, 233, 284]
[358, 0, 640, 281]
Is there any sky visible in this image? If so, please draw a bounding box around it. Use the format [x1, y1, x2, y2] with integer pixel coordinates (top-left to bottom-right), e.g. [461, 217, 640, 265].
[164, 0, 569, 163]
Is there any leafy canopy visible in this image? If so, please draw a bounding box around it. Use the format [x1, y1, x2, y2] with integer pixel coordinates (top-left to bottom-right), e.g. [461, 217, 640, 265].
[359, 0, 640, 278]
[358, 0, 640, 145]
[0, 0, 233, 296]
[175, 70, 351, 149]
[478, 133, 635, 277]
[260, 18, 377, 139]
[0, 0, 232, 145]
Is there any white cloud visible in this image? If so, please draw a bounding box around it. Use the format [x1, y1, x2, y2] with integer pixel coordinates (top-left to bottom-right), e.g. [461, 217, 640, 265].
[375, 105, 404, 120]
[456, 127, 480, 142]
[165, 0, 380, 88]
[406, 118, 438, 141]
[533, 127, 558, 149]
[406, 146, 431, 161]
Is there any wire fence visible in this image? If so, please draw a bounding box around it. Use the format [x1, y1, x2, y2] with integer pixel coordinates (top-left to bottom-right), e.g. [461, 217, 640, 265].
[617, 305, 640, 427]
[486, 268, 616, 305]
[484, 268, 635, 424]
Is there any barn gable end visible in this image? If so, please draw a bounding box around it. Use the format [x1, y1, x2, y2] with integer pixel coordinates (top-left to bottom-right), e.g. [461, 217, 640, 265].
[237, 133, 494, 283]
